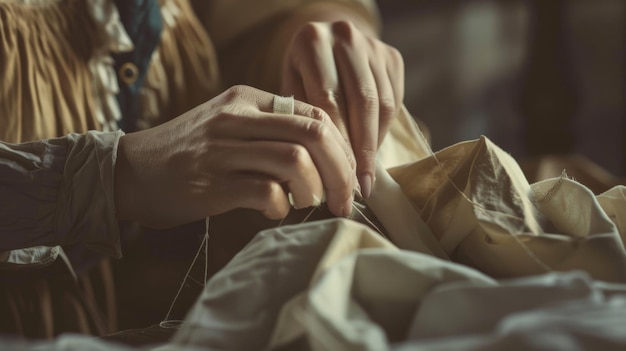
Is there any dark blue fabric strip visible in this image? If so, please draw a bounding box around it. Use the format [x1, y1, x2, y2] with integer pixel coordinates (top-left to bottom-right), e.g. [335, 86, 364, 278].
[112, 0, 163, 132]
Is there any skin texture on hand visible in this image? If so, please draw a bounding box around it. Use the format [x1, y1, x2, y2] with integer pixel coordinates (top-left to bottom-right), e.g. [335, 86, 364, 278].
[280, 18, 404, 198]
[114, 85, 356, 229]
[266, 3, 404, 198]
[216, 2, 404, 199]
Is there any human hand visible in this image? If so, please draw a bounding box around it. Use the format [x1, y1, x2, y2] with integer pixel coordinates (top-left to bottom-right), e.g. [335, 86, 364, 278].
[280, 20, 404, 198]
[114, 85, 356, 229]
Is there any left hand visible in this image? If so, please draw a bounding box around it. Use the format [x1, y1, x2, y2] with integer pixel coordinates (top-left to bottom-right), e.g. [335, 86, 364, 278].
[280, 20, 405, 198]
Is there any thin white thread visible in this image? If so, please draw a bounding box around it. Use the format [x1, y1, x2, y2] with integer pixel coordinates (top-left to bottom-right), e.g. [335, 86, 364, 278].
[278, 197, 387, 241]
[278, 206, 318, 227]
[352, 204, 387, 240]
[159, 118, 550, 331]
[160, 217, 210, 329]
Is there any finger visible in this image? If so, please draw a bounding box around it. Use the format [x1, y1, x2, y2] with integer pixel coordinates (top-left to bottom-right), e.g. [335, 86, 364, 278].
[371, 48, 399, 147]
[234, 87, 357, 172]
[281, 64, 307, 102]
[386, 45, 405, 112]
[383, 45, 405, 142]
[213, 113, 354, 217]
[292, 97, 357, 173]
[215, 140, 324, 209]
[332, 24, 379, 198]
[214, 174, 291, 219]
[287, 24, 351, 140]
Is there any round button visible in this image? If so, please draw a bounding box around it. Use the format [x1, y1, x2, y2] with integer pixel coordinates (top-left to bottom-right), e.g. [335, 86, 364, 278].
[119, 62, 139, 85]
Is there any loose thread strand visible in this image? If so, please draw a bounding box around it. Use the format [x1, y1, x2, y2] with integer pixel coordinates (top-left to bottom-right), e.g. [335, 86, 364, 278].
[160, 217, 211, 328]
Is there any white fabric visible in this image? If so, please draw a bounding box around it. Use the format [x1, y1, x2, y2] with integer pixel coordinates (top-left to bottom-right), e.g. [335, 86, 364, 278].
[165, 131, 626, 350]
[86, 0, 134, 131]
[273, 95, 295, 115]
[162, 217, 626, 351]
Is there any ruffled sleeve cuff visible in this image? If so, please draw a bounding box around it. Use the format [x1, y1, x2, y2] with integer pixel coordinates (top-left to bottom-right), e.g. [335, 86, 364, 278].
[0, 131, 124, 268]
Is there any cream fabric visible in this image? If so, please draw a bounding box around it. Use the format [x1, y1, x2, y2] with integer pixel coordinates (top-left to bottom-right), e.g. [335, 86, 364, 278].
[164, 217, 626, 351]
[388, 136, 626, 282]
[165, 127, 626, 350]
[378, 105, 432, 169]
[0, 118, 624, 348]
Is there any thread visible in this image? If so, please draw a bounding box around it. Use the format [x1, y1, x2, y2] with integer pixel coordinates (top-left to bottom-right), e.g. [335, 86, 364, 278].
[160, 217, 210, 329]
[159, 124, 551, 329]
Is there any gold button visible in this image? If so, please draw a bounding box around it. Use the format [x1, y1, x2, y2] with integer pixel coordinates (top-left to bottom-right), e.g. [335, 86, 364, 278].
[119, 62, 139, 85]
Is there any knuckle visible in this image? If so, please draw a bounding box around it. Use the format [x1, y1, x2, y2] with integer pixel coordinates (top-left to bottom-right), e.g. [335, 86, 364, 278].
[209, 109, 240, 131]
[333, 172, 352, 194]
[227, 84, 250, 96]
[257, 180, 282, 202]
[356, 88, 379, 110]
[284, 144, 309, 167]
[358, 147, 378, 165]
[388, 46, 405, 70]
[304, 120, 329, 143]
[310, 106, 331, 123]
[222, 85, 255, 105]
[222, 85, 242, 101]
[379, 97, 397, 121]
[258, 182, 288, 219]
[312, 89, 343, 112]
[297, 22, 324, 43]
[331, 20, 355, 41]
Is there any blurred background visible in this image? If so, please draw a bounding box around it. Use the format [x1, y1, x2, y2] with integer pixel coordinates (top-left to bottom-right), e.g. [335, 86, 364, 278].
[378, 0, 624, 188]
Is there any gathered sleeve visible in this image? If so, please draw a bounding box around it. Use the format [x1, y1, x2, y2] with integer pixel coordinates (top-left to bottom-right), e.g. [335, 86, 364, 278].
[0, 131, 124, 268]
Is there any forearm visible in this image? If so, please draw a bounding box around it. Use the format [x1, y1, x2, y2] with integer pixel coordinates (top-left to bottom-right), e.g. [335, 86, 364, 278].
[0, 131, 124, 262]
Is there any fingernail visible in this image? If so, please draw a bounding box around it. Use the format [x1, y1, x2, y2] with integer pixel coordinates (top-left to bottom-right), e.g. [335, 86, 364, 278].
[359, 174, 373, 199]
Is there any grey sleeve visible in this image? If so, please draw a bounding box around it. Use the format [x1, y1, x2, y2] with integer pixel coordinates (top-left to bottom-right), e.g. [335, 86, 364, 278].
[0, 131, 124, 267]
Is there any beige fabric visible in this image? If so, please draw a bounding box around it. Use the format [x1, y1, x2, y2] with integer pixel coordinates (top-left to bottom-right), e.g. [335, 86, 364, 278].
[164, 216, 626, 351]
[388, 136, 626, 282]
[166, 129, 626, 349]
[378, 105, 432, 169]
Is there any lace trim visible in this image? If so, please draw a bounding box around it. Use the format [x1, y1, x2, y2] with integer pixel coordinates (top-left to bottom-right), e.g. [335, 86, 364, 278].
[86, 0, 134, 131]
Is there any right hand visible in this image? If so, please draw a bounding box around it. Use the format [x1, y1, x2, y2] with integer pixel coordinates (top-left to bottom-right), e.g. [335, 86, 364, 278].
[114, 85, 356, 229]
